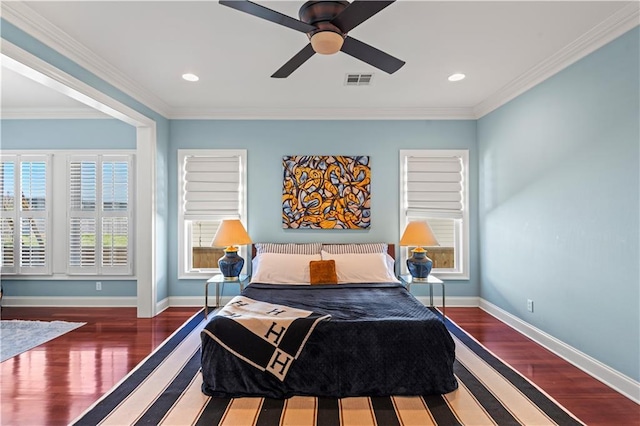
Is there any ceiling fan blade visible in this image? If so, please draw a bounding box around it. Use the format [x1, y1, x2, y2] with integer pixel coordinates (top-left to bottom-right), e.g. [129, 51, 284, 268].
[271, 44, 316, 78]
[341, 36, 405, 74]
[219, 0, 316, 33]
[331, 1, 395, 33]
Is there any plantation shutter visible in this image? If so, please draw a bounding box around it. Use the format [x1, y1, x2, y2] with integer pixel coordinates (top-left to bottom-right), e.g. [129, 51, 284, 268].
[182, 154, 243, 221]
[405, 155, 464, 219]
[68, 155, 132, 275]
[101, 160, 130, 271]
[0, 158, 17, 273]
[20, 159, 49, 272]
[69, 159, 97, 272]
[0, 155, 51, 274]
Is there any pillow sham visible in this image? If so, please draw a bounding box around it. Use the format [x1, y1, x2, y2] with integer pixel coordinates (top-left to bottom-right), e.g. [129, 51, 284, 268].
[255, 242, 322, 255]
[250, 253, 321, 284]
[309, 260, 338, 285]
[320, 251, 400, 283]
[321, 243, 388, 255]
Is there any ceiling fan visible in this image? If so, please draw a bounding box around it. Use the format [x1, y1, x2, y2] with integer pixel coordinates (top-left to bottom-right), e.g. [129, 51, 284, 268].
[219, 0, 405, 78]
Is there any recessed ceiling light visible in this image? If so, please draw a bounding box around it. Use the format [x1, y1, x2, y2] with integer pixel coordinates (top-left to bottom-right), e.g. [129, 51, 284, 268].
[182, 73, 199, 82]
[448, 73, 466, 82]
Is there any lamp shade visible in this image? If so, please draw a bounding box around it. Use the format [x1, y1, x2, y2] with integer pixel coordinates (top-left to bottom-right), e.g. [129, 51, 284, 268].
[211, 219, 252, 280]
[211, 219, 252, 249]
[399, 221, 439, 248]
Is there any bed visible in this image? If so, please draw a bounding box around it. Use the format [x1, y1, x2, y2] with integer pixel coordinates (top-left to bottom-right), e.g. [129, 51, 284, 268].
[200, 243, 458, 399]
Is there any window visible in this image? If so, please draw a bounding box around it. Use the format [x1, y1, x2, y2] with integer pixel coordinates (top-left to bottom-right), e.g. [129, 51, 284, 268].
[400, 150, 469, 279]
[0, 154, 51, 275]
[0, 151, 134, 278]
[178, 149, 247, 278]
[68, 155, 133, 275]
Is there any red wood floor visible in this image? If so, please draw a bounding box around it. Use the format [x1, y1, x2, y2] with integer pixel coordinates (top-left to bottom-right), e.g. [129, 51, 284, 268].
[0, 306, 638, 425]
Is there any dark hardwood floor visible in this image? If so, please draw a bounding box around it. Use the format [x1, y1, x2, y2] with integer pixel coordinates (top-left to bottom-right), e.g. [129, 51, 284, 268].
[1, 306, 638, 425]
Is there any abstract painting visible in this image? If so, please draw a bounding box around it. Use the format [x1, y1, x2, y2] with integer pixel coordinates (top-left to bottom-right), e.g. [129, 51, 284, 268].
[282, 155, 371, 229]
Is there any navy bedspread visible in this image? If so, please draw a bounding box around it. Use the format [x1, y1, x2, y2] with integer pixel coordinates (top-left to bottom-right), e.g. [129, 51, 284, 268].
[200, 282, 458, 398]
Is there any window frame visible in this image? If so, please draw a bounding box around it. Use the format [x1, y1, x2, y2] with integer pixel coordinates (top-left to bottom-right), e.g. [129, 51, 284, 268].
[1, 150, 135, 279]
[399, 149, 470, 280]
[177, 149, 248, 279]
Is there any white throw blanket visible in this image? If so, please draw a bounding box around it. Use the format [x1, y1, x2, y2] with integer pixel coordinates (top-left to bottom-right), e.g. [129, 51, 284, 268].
[202, 296, 330, 381]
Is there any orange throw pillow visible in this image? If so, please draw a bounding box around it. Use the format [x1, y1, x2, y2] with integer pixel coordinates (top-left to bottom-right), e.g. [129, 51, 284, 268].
[309, 260, 338, 285]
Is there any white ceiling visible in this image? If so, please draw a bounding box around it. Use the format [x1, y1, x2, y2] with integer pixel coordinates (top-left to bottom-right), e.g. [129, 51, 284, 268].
[1, 1, 638, 119]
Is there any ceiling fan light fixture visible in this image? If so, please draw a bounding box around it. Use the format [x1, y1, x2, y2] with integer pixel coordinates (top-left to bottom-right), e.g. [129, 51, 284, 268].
[310, 31, 344, 55]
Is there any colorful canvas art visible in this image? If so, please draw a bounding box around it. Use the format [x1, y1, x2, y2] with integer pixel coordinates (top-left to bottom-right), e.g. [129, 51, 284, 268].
[282, 155, 371, 229]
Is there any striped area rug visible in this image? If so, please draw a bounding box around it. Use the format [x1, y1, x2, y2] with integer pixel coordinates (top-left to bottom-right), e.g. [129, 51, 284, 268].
[72, 310, 584, 426]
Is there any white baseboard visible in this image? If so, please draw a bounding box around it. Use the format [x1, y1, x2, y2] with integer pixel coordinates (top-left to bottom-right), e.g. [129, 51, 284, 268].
[155, 297, 170, 315]
[480, 299, 640, 404]
[1, 296, 137, 307]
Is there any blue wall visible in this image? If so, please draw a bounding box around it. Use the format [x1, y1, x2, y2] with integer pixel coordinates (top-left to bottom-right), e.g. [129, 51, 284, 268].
[1, 119, 136, 150]
[477, 28, 639, 380]
[169, 120, 479, 299]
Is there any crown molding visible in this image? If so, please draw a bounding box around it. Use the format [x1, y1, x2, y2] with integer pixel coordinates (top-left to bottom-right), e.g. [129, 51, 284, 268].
[168, 107, 477, 120]
[1, 107, 110, 119]
[1, 1, 172, 118]
[474, 2, 640, 118]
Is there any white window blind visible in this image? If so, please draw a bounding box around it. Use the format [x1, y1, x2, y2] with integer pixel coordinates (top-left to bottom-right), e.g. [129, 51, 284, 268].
[0, 155, 51, 274]
[182, 155, 243, 221]
[1, 160, 16, 271]
[178, 149, 247, 277]
[68, 155, 133, 275]
[405, 155, 464, 219]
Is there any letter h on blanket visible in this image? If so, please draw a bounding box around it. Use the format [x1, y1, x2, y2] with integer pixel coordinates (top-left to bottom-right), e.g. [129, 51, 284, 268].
[202, 296, 331, 381]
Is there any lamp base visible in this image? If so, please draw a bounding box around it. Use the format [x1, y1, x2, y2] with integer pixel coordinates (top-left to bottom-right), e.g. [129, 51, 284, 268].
[218, 249, 244, 280]
[406, 249, 433, 279]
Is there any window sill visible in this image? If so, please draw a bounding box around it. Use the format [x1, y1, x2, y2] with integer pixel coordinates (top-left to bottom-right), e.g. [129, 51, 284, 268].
[431, 272, 469, 281]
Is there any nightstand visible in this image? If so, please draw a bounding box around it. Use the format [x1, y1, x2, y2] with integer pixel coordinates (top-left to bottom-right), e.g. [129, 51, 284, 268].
[205, 274, 250, 318]
[400, 274, 446, 320]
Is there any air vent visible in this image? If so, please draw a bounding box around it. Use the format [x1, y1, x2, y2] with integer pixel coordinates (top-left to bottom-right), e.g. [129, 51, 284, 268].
[345, 73, 374, 86]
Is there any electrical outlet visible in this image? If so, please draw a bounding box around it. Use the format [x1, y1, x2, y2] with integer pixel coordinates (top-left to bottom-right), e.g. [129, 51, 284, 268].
[96, 281, 102, 291]
[527, 299, 534, 312]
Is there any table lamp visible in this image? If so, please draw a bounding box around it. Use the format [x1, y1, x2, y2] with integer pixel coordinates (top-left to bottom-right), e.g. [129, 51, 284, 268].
[400, 221, 439, 281]
[211, 219, 252, 280]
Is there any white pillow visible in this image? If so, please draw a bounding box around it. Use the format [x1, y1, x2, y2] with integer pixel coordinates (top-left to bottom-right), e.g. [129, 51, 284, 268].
[250, 253, 321, 284]
[321, 251, 400, 283]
